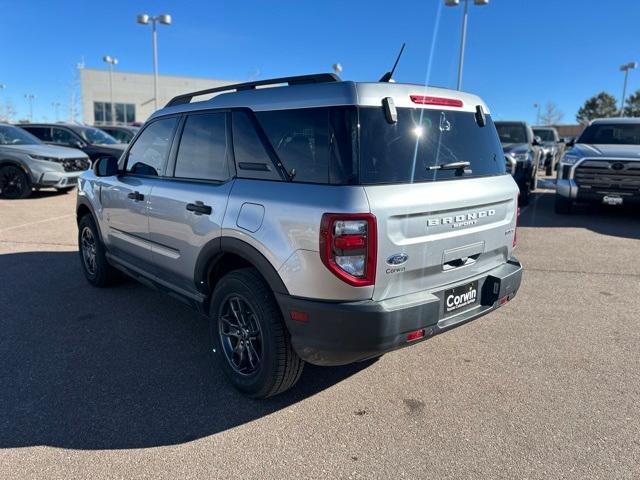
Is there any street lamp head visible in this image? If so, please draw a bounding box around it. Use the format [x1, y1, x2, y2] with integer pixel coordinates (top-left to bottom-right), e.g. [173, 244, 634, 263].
[621, 62, 638, 71]
[474, 0, 490, 5]
[445, 0, 460, 5]
[103, 55, 118, 65]
[158, 14, 172, 25]
[137, 13, 150, 24]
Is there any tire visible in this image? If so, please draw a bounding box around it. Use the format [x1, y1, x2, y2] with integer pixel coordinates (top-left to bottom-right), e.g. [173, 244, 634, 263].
[209, 268, 304, 398]
[0, 165, 31, 199]
[554, 194, 572, 214]
[56, 187, 76, 194]
[78, 214, 120, 287]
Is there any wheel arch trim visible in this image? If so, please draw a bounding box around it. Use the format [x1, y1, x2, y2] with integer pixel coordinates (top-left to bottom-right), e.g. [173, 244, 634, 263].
[194, 237, 289, 296]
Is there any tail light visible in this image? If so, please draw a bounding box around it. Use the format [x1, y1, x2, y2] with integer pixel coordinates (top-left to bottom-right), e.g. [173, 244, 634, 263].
[319, 213, 377, 287]
[513, 196, 520, 248]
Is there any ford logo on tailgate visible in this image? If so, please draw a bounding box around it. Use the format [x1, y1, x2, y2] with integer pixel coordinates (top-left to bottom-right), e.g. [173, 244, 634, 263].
[387, 253, 409, 266]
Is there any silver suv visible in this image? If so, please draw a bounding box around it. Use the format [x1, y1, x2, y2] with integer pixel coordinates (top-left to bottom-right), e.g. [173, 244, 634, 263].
[76, 74, 523, 397]
[0, 123, 89, 199]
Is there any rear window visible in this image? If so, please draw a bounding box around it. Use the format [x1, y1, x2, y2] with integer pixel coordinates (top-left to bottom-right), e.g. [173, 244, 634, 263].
[578, 123, 640, 145]
[358, 107, 505, 185]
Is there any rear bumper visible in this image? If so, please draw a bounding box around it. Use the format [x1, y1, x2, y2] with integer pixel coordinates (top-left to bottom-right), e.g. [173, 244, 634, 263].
[276, 258, 523, 366]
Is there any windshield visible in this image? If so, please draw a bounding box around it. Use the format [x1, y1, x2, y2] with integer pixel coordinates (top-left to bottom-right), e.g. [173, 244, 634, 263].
[80, 127, 118, 145]
[495, 123, 527, 144]
[578, 123, 640, 145]
[0, 125, 43, 145]
[533, 129, 556, 142]
[358, 107, 505, 184]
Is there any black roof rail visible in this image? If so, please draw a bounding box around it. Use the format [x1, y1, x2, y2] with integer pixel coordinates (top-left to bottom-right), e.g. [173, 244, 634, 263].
[165, 73, 341, 108]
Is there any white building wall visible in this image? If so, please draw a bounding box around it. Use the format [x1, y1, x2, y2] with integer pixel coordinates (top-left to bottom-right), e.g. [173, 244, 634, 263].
[80, 68, 233, 124]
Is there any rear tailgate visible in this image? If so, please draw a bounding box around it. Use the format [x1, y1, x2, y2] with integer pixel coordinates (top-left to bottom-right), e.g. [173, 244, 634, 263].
[365, 174, 518, 301]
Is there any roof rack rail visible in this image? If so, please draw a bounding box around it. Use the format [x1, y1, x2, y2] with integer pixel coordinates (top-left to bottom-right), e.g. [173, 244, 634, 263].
[165, 73, 341, 108]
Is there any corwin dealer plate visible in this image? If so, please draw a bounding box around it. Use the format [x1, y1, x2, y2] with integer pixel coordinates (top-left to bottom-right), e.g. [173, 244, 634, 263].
[444, 281, 479, 315]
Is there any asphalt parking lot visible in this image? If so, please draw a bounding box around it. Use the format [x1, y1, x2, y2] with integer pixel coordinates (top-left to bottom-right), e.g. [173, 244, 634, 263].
[1, 182, 639, 479]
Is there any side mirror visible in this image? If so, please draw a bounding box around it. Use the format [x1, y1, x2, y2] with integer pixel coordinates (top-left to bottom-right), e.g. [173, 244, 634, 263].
[565, 137, 575, 147]
[74, 140, 86, 149]
[94, 156, 119, 177]
[532, 135, 542, 146]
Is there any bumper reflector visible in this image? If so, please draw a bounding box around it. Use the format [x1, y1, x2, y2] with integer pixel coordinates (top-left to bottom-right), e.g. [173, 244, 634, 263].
[406, 329, 425, 342]
[290, 310, 309, 322]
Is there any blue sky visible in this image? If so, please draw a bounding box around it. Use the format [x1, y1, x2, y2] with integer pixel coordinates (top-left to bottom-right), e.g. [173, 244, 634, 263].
[1, 0, 638, 124]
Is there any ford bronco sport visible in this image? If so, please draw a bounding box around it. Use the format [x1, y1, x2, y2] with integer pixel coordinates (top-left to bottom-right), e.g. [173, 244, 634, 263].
[76, 73, 523, 398]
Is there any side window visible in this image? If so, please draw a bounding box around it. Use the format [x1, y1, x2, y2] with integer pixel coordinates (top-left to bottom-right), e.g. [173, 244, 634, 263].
[231, 111, 281, 181]
[255, 108, 330, 183]
[51, 128, 77, 145]
[126, 117, 177, 176]
[174, 112, 229, 181]
[25, 127, 52, 142]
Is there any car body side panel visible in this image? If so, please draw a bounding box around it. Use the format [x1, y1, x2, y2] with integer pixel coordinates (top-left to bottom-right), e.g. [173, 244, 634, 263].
[222, 179, 373, 301]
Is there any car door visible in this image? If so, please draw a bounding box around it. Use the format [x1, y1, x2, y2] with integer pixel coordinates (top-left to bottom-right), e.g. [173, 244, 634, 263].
[99, 116, 179, 271]
[147, 111, 234, 294]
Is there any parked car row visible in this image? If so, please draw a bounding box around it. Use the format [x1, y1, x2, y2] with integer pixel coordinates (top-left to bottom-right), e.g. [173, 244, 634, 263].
[0, 122, 138, 199]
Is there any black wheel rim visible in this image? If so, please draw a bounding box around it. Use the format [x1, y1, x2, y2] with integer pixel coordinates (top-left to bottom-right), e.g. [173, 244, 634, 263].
[218, 295, 263, 376]
[80, 226, 97, 276]
[0, 167, 27, 198]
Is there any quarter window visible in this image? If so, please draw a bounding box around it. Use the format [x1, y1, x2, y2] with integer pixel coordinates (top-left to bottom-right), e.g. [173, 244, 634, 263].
[126, 117, 177, 176]
[231, 111, 281, 181]
[174, 113, 229, 181]
[255, 107, 357, 184]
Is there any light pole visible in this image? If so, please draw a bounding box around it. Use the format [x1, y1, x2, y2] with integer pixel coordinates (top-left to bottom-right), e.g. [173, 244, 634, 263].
[445, 0, 489, 91]
[137, 13, 172, 111]
[619, 61, 637, 116]
[24, 94, 35, 121]
[103, 55, 119, 124]
[51, 102, 61, 121]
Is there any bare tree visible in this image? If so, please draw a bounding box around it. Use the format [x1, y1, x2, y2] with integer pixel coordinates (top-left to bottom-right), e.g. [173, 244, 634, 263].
[539, 101, 564, 125]
[0, 99, 16, 122]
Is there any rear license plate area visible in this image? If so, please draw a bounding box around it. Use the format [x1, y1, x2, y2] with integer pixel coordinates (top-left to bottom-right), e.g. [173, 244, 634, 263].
[444, 281, 478, 316]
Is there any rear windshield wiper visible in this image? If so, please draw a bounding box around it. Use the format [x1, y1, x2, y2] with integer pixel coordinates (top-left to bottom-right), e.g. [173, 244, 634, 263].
[427, 161, 471, 172]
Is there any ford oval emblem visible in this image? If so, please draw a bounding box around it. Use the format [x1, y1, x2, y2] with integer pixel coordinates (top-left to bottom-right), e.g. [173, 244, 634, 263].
[387, 253, 408, 266]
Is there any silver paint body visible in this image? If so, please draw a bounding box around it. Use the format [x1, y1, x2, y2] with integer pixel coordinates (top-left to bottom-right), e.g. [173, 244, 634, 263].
[556, 118, 640, 200]
[0, 124, 89, 189]
[78, 80, 519, 302]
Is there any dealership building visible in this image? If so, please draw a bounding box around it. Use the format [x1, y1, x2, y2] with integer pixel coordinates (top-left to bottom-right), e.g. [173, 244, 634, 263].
[79, 68, 232, 125]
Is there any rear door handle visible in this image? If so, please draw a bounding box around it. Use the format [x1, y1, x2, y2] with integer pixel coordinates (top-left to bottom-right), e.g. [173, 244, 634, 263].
[127, 191, 144, 201]
[186, 201, 212, 216]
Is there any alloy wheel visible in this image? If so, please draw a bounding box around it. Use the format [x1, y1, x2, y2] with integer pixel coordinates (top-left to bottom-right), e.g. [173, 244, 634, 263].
[218, 294, 263, 376]
[0, 167, 27, 199]
[80, 226, 98, 276]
